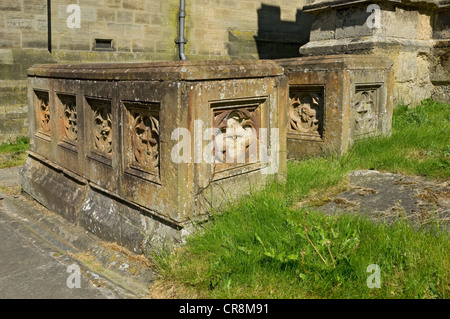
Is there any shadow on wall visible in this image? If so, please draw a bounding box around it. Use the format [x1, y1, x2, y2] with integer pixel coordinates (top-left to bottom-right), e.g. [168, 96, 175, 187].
[255, 4, 315, 59]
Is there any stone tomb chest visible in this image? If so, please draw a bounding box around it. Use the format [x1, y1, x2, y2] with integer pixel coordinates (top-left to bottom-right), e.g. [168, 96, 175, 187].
[277, 55, 394, 159]
[20, 60, 287, 253]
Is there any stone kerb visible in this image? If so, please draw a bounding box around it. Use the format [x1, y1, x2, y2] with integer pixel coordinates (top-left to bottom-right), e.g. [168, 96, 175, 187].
[20, 60, 288, 253]
[276, 55, 394, 159]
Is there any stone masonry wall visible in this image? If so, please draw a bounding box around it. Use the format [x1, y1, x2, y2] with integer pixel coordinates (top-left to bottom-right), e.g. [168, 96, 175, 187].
[0, 0, 50, 143]
[187, 0, 314, 60]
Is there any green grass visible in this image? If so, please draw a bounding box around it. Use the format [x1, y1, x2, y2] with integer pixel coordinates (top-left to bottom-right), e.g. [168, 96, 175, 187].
[0, 136, 29, 154]
[0, 136, 29, 169]
[349, 100, 450, 179]
[150, 99, 449, 299]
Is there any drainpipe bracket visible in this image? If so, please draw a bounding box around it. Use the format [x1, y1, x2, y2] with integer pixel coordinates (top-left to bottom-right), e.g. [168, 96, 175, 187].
[174, 37, 188, 44]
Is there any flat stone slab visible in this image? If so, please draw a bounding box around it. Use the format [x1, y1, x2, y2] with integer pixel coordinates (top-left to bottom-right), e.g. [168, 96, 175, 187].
[307, 170, 449, 227]
[0, 166, 20, 188]
[28, 59, 284, 81]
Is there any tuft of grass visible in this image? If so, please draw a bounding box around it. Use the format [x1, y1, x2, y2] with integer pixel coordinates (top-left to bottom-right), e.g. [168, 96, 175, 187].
[150, 99, 449, 299]
[0, 136, 30, 154]
[0, 136, 29, 169]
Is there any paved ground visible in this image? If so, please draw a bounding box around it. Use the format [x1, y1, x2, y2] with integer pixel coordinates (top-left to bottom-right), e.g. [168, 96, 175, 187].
[0, 209, 112, 298]
[0, 166, 155, 299]
[0, 166, 19, 189]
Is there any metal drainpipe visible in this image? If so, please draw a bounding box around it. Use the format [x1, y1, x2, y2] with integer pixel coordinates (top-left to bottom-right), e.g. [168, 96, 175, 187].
[47, 0, 52, 53]
[178, 0, 187, 61]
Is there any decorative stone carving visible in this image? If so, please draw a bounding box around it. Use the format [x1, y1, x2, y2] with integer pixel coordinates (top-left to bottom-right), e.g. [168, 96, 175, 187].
[59, 95, 77, 143]
[354, 86, 379, 138]
[212, 105, 260, 166]
[124, 102, 160, 177]
[35, 91, 50, 136]
[288, 88, 323, 141]
[87, 98, 112, 157]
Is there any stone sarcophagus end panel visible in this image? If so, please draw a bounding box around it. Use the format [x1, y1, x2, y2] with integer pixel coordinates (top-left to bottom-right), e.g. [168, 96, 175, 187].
[352, 84, 382, 140]
[22, 60, 287, 252]
[277, 54, 394, 159]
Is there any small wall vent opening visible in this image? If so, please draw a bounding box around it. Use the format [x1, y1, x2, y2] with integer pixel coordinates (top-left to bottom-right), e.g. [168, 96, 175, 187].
[95, 39, 114, 50]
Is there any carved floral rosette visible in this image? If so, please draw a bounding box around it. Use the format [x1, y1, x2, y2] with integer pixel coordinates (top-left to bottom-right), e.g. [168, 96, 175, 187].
[288, 89, 323, 141]
[212, 106, 260, 167]
[35, 91, 50, 136]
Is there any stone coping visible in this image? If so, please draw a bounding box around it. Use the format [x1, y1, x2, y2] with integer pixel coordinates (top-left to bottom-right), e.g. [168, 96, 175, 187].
[277, 54, 393, 70]
[27, 59, 284, 81]
[303, 0, 450, 12]
[299, 38, 434, 56]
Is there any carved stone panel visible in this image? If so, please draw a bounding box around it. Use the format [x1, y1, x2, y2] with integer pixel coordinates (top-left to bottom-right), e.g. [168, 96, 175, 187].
[57, 94, 77, 144]
[288, 87, 324, 141]
[86, 98, 112, 158]
[353, 85, 380, 139]
[123, 101, 160, 181]
[34, 90, 50, 137]
[211, 99, 263, 171]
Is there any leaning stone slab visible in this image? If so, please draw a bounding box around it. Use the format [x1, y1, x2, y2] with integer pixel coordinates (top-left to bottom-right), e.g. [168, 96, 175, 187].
[277, 55, 394, 159]
[20, 60, 288, 253]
